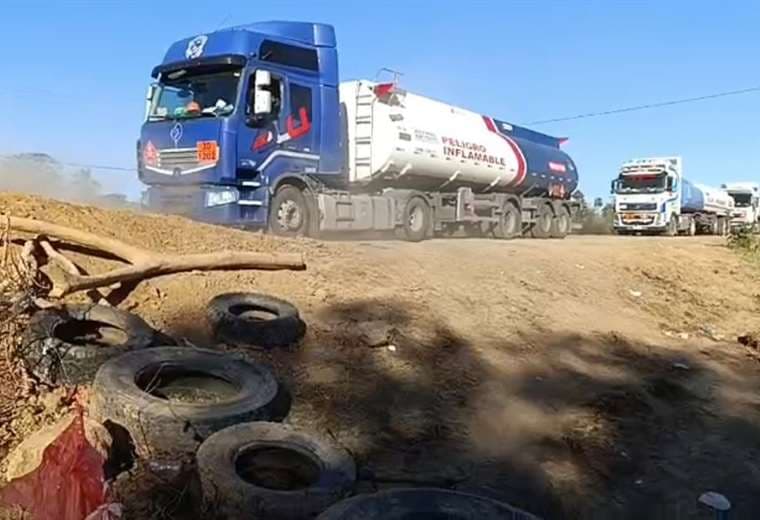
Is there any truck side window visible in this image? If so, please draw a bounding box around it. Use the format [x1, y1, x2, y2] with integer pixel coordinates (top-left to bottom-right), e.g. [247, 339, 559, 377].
[287, 84, 313, 138]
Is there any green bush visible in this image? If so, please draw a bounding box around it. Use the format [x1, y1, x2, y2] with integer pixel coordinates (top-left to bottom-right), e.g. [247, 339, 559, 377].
[728, 226, 760, 253]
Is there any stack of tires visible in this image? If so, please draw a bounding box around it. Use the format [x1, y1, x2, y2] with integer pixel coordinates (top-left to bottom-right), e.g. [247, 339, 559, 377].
[20, 293, 539, 519]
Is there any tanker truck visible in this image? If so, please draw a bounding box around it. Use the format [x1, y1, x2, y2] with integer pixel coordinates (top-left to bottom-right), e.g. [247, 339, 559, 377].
[722, 182, 760, 232]
[611, 157, 733, 236]
[137, 21, 579, 241]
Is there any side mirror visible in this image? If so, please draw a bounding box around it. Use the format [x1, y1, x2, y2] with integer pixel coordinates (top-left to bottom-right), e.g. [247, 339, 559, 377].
[253, 70, 273, 116]
[144, 83, 158, 121]
[610, 180, 617, 194]
[666, 178, 674, 192]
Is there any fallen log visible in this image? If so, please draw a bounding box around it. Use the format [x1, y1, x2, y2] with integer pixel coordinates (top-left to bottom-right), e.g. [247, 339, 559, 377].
[4, 216, 306, 298]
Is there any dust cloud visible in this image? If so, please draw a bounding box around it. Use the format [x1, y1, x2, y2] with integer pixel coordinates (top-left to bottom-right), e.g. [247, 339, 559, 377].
[0, 154, 133, 209]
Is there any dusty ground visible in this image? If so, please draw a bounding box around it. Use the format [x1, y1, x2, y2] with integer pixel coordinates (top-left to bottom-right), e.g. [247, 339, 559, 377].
[2, 193, 760, 519]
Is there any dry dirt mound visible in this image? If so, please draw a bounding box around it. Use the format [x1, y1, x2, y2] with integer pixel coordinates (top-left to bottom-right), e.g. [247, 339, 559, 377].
[2, 193, 760, 519]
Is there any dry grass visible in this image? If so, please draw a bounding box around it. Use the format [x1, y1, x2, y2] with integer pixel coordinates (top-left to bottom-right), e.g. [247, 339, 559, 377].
[0, 217, 40, 455]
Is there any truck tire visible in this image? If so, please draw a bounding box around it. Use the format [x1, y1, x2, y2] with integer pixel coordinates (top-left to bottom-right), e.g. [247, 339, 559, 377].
[718, 217, 729, 236]
[493, 201, 522, 239]
[198, 422, 356, 519]
[22, 304, 161, 386]
[551, 206, 571, 239]
[270, 185, 312, 237]
[317, 488, 540, 520]
[529, 203, 553, 239]
[207, 292, 306, 348]
[687, 218, 696, 236]
[397, 197, 431, 242]
[89, 347, 279, 459]
[665, 215, 678, 237]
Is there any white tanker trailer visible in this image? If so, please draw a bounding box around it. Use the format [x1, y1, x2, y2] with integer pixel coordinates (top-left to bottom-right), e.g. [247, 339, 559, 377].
[139, 22, 580, 240]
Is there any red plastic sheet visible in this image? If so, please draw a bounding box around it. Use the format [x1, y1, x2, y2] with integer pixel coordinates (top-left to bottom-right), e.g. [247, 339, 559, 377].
[0, 411, 113, 520]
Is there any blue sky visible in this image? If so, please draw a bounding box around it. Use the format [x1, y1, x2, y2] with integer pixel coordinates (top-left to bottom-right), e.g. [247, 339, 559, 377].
[1, 1, 758, 202]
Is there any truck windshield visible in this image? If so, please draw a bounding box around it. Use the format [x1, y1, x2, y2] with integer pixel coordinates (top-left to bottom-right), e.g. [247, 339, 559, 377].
[729, 193, 752, 207]
[617, 174, 666, 193]
[148, 68, 241, 121]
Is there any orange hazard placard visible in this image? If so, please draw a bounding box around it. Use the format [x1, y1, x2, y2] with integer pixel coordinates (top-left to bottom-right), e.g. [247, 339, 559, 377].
[197, 141, 219, 163]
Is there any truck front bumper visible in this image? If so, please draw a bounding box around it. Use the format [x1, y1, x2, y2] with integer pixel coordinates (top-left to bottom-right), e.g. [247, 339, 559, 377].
[615, 212, 665, 232]
[142, 185, 268, 227]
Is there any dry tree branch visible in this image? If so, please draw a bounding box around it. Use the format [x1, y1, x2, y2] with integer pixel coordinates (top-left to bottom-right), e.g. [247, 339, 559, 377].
[6, 216, 306, 298]
[39, 239, 110, 305]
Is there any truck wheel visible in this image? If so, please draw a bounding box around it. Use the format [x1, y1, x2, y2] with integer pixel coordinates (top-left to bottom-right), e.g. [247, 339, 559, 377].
[270, 186, 311, 237]
[551, 207, 571, 239]
[719, 217, 729, 236]
[529, 204, 553, 239]
[397, 197, 431, 242]
[687, 218, 696, 236]
[493, 202, 521, 239]
[665, 215, 678, 237]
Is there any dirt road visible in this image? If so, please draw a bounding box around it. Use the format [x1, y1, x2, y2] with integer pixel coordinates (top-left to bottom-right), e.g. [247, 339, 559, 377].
[3, 195, 760, 519]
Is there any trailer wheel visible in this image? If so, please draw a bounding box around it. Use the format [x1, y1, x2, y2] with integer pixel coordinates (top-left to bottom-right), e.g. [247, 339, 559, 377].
[493, 201, 522, 239]
[270, 185, 311, 237]
[397, 197, 431, 242]
[665, 215, 678, 237]
[551, 206, 572, 239]
[529, 204, 553, 239]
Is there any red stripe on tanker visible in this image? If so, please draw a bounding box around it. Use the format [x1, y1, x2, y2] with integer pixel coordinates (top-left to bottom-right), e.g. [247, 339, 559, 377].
[482, 116, 527, 187]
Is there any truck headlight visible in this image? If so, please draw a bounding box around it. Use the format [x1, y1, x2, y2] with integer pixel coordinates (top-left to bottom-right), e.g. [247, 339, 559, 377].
[204, 189, 238, 207]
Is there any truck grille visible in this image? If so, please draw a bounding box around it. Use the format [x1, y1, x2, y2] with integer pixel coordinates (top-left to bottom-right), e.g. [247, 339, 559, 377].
[620, 203, 657, 211]
[158, 147, 199, 171]
[621, 214, 655, 225]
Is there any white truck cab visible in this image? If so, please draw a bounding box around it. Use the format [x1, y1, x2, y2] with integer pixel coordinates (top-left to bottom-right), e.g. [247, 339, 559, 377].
[722, 182, 760, 232]
[612, 157, 683, 235]
[612, 157, 732, 236]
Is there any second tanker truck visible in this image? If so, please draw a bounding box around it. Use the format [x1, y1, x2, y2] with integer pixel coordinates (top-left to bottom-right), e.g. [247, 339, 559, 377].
[137, 21, 579, 241]
[612, 157, 733, 236]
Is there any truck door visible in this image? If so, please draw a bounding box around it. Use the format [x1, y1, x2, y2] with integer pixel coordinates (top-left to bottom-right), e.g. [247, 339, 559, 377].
[237, 74, 318, 179]
[237, 69, 286, 180]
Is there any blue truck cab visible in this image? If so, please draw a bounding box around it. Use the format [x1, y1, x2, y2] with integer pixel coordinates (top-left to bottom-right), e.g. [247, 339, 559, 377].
[139, 21, 342, 226]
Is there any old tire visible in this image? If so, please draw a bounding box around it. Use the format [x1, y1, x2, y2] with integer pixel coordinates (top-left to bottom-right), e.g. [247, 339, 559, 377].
[270, 185, 312, 237]
[493, 201, 522, 239]
[317, 488, 540, 520]
[199, 422, 356, 519]
[529, 204, 553, 238]
[22, 304, 160, 386]
[550, 206, 571, 239]
[208, 292, 306, 348]
[397, 197, 431, 242]
[89, 347, 279, 459]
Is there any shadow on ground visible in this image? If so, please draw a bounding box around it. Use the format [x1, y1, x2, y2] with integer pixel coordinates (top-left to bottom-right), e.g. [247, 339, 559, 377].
[142, 297, 760, 520]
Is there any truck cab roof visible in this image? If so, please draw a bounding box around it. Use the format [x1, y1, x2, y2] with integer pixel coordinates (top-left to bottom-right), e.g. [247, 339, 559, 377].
[152, 21, 338, 85]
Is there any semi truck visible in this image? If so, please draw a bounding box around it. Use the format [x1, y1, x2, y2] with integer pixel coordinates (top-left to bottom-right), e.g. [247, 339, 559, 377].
[611, 157, 733, 236]
[137, 21, 579, 241]
[722, 182, 760, 232]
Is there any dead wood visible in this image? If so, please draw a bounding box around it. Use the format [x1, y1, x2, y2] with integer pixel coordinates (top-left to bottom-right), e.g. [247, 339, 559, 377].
[5, 216, 306, 298]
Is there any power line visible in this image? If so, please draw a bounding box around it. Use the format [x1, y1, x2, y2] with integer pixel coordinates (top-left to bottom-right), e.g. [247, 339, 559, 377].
[527, 85, 760, 125]
[59, 161, 136, 172]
